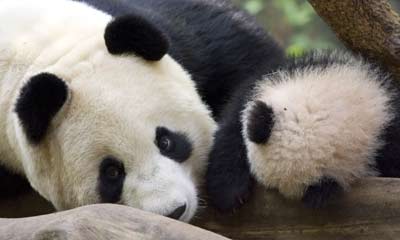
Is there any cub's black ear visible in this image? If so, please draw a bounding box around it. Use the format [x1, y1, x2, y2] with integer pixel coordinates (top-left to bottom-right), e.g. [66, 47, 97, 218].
[104, 15, 169, 61]
[15, 73, 68, 144]
[246, 101, 275, 144]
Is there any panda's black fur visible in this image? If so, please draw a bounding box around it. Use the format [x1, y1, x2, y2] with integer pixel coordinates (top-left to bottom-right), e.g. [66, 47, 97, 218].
[246, 100, 275, 144]
[375, 84, 400, 178]
[77, 0, 286, 118]
[0, 167, 31, 198]
[104, 14, 169, 60]
[98, 157, 126, 203]
[15, 73, 69, 144]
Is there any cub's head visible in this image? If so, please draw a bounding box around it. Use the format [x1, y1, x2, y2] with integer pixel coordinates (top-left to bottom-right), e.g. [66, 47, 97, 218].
[242, 51, 393, 200]
[12, 15, 216, 222]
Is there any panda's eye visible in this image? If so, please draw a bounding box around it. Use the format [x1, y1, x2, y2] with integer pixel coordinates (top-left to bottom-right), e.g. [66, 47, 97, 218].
[105, 165, 123, 180]
[98, 157, 125, 203]
[158, 135, 174, 152]
[155, 127, 193, 163]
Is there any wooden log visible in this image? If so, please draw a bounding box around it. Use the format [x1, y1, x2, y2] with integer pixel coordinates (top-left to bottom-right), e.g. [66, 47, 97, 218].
[0, 204, 229, 240]
[308, 0, 400, 79]
[193, 178, 400, 240]
[1, 178, 400, 239]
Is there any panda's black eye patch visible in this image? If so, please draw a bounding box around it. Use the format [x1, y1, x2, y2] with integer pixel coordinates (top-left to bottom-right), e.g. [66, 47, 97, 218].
[98, 157, 125, 203]
[155, 127, 193, 163]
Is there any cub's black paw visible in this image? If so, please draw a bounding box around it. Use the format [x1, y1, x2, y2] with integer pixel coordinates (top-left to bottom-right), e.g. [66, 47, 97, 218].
[206, 168, 254, 212]
[302, 177, 343, 209]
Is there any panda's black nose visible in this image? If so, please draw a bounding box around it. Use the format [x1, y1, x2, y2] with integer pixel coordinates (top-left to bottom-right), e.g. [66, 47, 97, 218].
[166, 204, 186, 220]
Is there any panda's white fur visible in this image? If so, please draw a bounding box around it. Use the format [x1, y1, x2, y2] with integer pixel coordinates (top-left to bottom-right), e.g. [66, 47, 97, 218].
[242, 52, 393, 199]
[0, 0, 216, 222]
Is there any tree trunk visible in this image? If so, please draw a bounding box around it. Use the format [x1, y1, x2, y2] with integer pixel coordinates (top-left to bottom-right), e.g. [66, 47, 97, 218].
[308, 0, 400, 79]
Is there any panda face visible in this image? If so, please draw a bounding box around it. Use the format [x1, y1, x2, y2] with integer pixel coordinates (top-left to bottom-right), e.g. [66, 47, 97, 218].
[11, 25, 216, 222]
[242, 52, 393, 200]
[1, 1, 217, 221]
[15, 52, 215, 222]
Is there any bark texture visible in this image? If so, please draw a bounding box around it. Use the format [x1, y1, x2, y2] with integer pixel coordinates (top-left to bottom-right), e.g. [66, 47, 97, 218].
[0, 204, 229, 240]
[308, 0, 400, 79]
[194, 178, 400, 240]
[1, 178, 400, 240]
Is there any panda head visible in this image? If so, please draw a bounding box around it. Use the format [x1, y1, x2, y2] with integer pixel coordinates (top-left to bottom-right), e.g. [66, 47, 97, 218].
[242, 51, 393, 200]
[12, 14, 216, 222]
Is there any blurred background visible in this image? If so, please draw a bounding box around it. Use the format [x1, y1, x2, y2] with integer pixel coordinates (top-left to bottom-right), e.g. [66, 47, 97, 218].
[232, 0, 400, 56]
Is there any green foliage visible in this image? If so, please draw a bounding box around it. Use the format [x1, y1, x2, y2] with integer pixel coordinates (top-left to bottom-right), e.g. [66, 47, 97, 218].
[273, 0, 312, 27]
[242, 0, 264, 14]
[233, 0, 342, 56]
[234, 0, 400, 55]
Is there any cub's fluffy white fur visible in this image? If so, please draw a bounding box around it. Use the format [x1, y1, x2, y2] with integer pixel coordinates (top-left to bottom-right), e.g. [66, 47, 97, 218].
[243, 53, 393, 199]
[0, 0, 216, 222]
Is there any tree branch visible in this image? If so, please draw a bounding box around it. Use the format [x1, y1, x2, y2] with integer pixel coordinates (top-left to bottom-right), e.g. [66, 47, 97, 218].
[308, 0, 400, 79]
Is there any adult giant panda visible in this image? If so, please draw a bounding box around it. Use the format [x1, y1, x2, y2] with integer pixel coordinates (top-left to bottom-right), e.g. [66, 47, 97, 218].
[0, 0, 218, 222]
[0, 0, 284, 221]
[207, 50, 400, 210]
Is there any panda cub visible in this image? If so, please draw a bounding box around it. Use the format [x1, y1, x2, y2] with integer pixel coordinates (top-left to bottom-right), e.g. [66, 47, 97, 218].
[207, 50, 400, 211]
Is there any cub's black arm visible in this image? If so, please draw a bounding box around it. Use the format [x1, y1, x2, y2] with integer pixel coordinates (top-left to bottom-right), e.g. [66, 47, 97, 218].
[206, 119, 255, 212]
[206, 82, 256, 212]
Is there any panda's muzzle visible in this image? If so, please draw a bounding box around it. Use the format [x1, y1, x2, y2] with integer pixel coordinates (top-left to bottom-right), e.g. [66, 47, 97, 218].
[166, 204, 186, 220]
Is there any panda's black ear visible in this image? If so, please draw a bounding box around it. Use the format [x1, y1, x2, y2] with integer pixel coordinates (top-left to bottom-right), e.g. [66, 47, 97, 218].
[104, 15, 169, 61]
[15, 73, 69, 144]
[246, 101, 275, 144]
